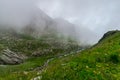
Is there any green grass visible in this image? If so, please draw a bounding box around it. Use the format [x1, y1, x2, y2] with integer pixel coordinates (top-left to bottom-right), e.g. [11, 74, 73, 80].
[0, 29, 80, 80]
[0, 54, 53, 79]
[40, 31, 120, 80]
[2, 29, 120, 80]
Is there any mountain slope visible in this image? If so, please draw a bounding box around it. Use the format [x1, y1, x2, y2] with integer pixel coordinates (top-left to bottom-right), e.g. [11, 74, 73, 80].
[21, 8, 77, 40]
[39, 30, 120, 80]
[0, 28, 81, 79]
[0, 29, 120, 80]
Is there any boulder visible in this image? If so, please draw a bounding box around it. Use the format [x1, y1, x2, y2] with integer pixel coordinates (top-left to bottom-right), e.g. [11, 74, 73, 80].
[0, 49, 27, 65]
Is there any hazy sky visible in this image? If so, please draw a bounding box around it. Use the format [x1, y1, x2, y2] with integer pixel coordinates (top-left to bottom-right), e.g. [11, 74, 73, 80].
[0, 0, 120, 44]
[38, 0, 120, 35]
[0, 0, 37, 28]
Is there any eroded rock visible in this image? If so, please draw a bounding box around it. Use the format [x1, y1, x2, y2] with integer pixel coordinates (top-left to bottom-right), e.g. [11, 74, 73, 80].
[0, 49, 27, 65]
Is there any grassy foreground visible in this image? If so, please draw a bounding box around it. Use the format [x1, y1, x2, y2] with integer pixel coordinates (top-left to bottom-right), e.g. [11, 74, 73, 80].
[40, 31, 120, 80]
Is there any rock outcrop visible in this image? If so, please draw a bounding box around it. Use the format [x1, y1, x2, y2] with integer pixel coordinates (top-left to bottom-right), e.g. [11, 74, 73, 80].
[99, 30, 120, 42]
[0, 49, 27, 65]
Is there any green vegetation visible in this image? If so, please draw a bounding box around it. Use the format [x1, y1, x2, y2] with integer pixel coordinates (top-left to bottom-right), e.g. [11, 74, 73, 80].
[40, 30, 120, 80]
[0, 30, 79, 55]
[0, 54, 54, 80]
[1, 29, 120, 80]
[0, 29, 80, 79]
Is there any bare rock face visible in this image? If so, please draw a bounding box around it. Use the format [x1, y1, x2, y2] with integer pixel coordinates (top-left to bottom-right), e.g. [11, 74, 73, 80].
[0, 49, 27, 65]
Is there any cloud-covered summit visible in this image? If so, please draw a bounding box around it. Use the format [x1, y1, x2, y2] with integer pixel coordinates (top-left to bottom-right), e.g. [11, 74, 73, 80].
[0, 0, 120, 44]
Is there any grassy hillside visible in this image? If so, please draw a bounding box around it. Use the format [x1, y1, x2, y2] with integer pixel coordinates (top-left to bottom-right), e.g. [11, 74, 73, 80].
[0, 29, 79, 56]
[1, 29, 120, 80]
[39, 30, 120, 80]
[0, 29, 80, 79]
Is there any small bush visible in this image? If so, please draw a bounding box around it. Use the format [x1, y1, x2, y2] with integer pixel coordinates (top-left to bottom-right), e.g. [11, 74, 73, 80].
[96, 57, 102, 62]
[109, 53, 119, 63]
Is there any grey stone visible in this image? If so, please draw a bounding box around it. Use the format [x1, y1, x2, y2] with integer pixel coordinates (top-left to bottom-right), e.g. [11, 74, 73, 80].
[0, 49, 27, 65]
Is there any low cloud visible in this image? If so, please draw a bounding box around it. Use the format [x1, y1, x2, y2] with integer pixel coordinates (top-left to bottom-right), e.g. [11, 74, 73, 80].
[0, 0, 120, 44]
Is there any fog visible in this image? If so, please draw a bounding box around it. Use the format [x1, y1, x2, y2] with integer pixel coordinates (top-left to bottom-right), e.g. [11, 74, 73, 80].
[0, 0, 120, 44]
